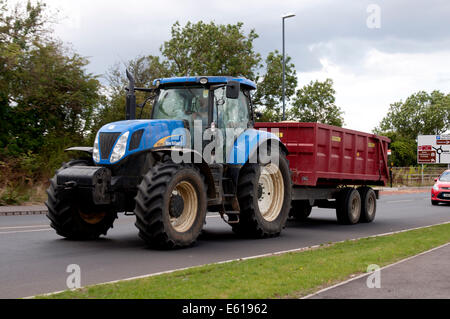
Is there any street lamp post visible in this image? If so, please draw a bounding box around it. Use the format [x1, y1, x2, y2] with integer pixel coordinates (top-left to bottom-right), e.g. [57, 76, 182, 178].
[282, 13, 295, 121]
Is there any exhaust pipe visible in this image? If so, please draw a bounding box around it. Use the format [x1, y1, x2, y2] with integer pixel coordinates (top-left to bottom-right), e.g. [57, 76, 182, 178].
[126, 69, 136, 120]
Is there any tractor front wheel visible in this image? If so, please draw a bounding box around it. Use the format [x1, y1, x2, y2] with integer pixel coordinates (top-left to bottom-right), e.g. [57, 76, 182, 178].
[45, 159, 117, 239]
[134, 162, 207, 249]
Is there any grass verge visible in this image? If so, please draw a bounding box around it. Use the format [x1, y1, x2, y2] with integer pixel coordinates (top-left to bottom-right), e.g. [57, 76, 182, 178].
[37, 223, 450, 299]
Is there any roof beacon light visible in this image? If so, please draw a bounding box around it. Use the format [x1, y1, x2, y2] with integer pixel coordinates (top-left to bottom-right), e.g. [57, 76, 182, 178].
[199, 77, 208, 85]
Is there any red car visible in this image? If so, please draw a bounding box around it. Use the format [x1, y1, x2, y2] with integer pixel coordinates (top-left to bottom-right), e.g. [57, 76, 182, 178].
[431, 170, 450, 205]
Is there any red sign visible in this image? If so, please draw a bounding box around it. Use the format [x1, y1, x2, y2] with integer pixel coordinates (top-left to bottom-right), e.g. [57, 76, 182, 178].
[436, 140, 450, 145]
[418, 150, 436, 163]
[418, 145, 432, 151]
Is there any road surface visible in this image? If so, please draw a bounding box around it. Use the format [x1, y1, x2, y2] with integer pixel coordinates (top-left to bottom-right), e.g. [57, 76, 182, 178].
[0, 192, 448, 298]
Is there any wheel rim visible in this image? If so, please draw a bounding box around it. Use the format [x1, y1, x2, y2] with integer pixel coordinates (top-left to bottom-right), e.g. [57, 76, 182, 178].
[79, 210, 106, 225]
[367, 194, 375, 217]
[350, 194, 361, 221]
[257, 163, 284, 222]
[170, 181, 198, 232]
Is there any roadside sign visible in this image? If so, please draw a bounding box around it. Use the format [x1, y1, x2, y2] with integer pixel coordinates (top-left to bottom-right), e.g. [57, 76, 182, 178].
[417, 135, 450, 164]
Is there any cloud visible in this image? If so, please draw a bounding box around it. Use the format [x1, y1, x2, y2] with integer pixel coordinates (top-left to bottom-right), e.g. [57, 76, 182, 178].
[298, 49, 450, 132]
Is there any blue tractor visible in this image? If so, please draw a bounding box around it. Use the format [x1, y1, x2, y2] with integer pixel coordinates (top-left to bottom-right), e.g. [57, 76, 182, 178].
[46, 71, 292, 248]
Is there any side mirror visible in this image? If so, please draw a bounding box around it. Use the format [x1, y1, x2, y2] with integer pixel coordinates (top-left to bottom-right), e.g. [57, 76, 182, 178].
[435, 178, 438, 182]
[254, 111, 263, 120]
[226, 81, 240, 99]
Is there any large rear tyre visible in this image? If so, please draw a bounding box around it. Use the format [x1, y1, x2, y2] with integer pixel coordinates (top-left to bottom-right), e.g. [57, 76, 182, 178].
[232, 150, 292, 238]
[289, 200, 312, 221]
[134, 162, 207, 249]
[358, 187, 377, 223]
[45, 159, 117, 239]
[336, 187, 361, 225]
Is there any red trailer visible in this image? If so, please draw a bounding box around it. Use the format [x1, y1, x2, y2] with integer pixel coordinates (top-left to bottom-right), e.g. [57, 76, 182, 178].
[255, 122, 391, 225]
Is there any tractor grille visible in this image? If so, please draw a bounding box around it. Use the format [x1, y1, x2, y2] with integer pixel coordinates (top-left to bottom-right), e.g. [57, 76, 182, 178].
[129, 129, 144, 151]
[99, 132, 121, 160]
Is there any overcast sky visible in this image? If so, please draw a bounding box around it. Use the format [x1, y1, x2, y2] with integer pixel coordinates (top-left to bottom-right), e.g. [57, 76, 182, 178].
[22, 0, 450, 132]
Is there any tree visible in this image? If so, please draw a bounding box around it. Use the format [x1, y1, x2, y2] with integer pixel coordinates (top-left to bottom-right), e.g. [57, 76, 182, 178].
[376, 91, 450, 140]
[161, 21, 261, 79]
[0, 0, 101, 179]
[289, 79, 344, 127]
[380, 132, 417, 166]
[374, 90, 450, 166]
[95, 21, 263, 133]
[91, 55, 171, 137]
[252, 50, 297, 122]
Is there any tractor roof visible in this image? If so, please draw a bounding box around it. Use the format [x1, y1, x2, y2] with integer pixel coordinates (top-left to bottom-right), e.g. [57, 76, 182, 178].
[153, 76, 256, 90]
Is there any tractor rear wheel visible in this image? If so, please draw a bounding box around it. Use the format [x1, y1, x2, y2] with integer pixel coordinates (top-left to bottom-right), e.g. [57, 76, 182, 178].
[45, 159, 117, 239]
[290, 200, 312, 221]
[233, 150, 292, 238]
[134, 161, 207, 249]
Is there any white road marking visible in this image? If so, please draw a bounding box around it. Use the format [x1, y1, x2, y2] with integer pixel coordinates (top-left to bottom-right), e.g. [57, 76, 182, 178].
[0, 225, 49, 230]
[385, 199, 414, 203]
[0, 228, 52, 235]
[0, 215, 221, 235]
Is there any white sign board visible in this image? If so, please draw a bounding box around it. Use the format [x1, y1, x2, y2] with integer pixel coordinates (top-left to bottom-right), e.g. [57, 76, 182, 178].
[417, 135, 450, 164]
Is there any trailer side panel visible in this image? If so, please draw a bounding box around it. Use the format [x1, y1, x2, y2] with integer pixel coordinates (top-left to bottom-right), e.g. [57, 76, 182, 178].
[255, 122, 390, 187]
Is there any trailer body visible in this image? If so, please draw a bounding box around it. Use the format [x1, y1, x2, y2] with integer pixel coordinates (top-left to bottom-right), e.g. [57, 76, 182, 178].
[255, 122, 390, 187]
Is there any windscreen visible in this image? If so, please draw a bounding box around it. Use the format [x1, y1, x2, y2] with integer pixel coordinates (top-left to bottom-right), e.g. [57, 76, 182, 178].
[152, 87, 209, 127]
[439, 171, 450, 182]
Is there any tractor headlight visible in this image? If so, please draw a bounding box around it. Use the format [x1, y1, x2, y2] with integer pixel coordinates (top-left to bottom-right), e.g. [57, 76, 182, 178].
[92, 132, 100, 163]
[433, 184, 440, 191]
[110, 131, 129, 163]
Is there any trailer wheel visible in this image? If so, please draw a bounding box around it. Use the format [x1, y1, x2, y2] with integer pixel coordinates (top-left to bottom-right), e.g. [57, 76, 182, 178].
[134, 162, 207, 249]
[336, 188, 361, 225]
[233, 150, 292, 238]
[290, 200, 312, 221]
[358, 187, 377, 223]
[45, 159, 117, 239]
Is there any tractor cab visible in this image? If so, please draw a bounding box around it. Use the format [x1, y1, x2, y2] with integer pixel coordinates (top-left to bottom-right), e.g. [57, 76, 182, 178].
[149, 76, 257, 162]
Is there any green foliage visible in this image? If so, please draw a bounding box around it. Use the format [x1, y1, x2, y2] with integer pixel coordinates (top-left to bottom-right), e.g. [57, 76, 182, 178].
[289, 79, 344, 126]
[96, 21, 262, 133]
[252, 50, 297, 122]
[377, 91, 450, 140]
[0, 0, 101, 202]
[161, 21, 261, 78]
[91, 55, 172, 137]
[375, 91, 450, 166]
[381, 132, 417, 166]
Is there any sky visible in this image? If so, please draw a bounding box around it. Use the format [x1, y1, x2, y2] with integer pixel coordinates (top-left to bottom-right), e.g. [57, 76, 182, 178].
[16, 0, 450, 133]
